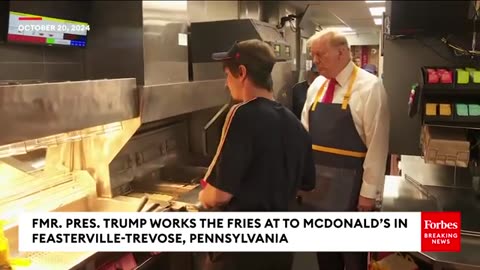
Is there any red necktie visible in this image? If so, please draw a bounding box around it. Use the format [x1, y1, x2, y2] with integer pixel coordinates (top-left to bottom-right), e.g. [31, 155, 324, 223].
[322, 78, 337, 103]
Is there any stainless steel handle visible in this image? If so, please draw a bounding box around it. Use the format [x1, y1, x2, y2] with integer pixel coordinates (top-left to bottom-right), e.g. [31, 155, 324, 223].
[202, 102, 231, 156]
[136, 196, 149, 212]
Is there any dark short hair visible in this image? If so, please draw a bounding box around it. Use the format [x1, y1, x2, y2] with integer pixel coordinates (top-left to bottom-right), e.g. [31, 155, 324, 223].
[212, 39, 276, 91]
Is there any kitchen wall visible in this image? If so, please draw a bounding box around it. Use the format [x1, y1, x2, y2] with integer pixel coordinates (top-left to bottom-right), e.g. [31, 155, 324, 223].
[188, 1, 238, 23]
[351, 45, 380, 71]
[186, 0, 302, 156]
[142, 1, 189, 85]
[1, 0, 299, 84]
[378, 23, 384, 78]
[237, 0, 299, 73]
[239, 1, 262, 20]
[0, 1, 90, 82]
[0, 0, 299, 158]
[298, 20, 317, 83]
[383, 1, 460, 155]
[186, 0, 239, 157]
[279, 1, 299, 73]
[346, 32, 380, 46]
[85, 1, 144, 84]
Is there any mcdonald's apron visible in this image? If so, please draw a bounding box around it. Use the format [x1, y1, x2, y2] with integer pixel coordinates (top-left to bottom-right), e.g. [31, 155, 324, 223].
[301, 66, 368, 211]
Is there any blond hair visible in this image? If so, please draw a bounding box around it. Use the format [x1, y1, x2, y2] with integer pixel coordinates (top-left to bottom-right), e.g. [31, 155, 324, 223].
[306, 29, 349, 49]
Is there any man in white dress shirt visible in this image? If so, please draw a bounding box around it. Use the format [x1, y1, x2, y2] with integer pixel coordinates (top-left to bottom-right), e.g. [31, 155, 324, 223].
[299, 29, 390, 269]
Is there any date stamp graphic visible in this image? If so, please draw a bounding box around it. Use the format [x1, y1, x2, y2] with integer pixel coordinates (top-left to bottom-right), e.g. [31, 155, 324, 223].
[17, 24, 90, 33]
[9, 12, 89, 47]
[13, 13, 90, 34]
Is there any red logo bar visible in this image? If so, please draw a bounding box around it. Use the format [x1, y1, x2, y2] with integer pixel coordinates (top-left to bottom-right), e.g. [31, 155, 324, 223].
[8, 34, 46, 44]
[19, 17, 42, 20]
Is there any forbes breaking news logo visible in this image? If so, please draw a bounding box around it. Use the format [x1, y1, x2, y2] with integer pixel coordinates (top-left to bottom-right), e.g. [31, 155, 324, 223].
[421, 212, 461, 252]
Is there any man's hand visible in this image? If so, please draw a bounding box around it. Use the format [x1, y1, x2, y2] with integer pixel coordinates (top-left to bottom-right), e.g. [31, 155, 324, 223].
[198, 183, 233, 210]
[198, 189, 214, 209]
[198, 190, 209, 209]
[357, 196, 376, 211]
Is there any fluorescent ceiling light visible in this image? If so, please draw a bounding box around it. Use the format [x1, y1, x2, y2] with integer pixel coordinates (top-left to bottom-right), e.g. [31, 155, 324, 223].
[366, 0, 385, 3]
[324, 26, 353, 33]
[369, 7, 385, 16]
[374, 18, 383, 25]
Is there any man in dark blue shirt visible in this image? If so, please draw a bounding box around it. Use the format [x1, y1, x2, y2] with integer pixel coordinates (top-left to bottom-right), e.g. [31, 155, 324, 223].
[198, 39, 315, 270]
[291, 65, 319, 119]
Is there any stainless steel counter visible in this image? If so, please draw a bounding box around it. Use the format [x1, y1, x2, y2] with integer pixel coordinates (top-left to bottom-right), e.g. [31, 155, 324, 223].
[124, 164, 205, 212]
[381, 172, 480, 270]
[400, 156, 480, 233]
[174, 186, 202, 205]
[381, 175, 438, 212]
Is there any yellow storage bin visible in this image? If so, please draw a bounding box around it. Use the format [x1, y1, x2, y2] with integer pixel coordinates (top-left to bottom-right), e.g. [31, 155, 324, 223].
[425, 103, 437, 116]
[439, 104, 451, 116]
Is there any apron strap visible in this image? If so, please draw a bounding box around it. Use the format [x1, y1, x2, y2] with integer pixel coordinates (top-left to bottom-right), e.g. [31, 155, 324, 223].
[311, 65, 359, 111]
[312, 144, 367, 158]
[203, 103, 242, 181]
[341, 66, 359, 110]
[311, 80, 328, 111]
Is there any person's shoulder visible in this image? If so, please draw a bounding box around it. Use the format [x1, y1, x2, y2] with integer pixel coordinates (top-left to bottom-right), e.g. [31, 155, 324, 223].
[310, 75, 327, 88]
[306, 75, 327, 96]
[292, 80, 309, 90]
[356, 68, 385, 94]
[357, 68, 383, 85]
[280, 105, 309, 134]
[279, 103, 300, 121]
[228, 98, 275, 125]
[227, 100, 257, 121]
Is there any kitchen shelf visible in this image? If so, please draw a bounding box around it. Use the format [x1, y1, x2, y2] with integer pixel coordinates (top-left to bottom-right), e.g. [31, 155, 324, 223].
[422, 88, 480, 97]
[454, 83, 480, 91]
[422, 102, 480, 129]
[420, 66, 480, 93]
[424, 120, 480, 130]
[420, 66, 456, 90]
